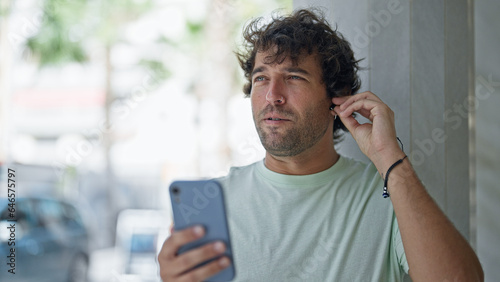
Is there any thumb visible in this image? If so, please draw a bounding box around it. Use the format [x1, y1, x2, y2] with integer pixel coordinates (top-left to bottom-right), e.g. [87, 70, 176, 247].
[335, 110, 359, 135]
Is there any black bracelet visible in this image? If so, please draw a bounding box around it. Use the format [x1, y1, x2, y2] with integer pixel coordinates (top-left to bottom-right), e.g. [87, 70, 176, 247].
[382, 155, 407, 198]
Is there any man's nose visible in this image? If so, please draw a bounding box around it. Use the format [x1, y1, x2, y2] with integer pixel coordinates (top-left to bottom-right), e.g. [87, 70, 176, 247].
[265, 80, 286, 105]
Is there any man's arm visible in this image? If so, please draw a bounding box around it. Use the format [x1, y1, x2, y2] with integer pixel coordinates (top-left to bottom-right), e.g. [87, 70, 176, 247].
[333, 92, 483, 282]
[387, 157, 483, 281]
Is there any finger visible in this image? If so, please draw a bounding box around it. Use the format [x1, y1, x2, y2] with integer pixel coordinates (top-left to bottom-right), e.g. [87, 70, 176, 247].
[159, 225, 205, 260]
[333, 91, 382, 111]
[334, 110, 364, 136]
[332, 104, 370, 123]
[177, 256, 231, 282]
[347, 91, 383, 104]
[331, 95, 350, 105]
[335, 92, 380, 112]
[171, 241, 227, 277]
[337, 99, 382, 121]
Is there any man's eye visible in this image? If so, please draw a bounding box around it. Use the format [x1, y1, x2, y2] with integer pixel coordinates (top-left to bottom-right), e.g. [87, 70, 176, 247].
[254, 76, 265, 82]
[289, 75, 302, 80]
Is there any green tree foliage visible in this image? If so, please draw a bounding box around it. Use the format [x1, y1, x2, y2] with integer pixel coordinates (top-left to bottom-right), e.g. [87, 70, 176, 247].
[25, 0, 89, 65]
[24, 0, 163, 69]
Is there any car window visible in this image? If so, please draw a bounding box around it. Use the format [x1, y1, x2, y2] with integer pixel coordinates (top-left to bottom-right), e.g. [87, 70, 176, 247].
[61, 202, 85, 228]
[36, 199, 65, 227]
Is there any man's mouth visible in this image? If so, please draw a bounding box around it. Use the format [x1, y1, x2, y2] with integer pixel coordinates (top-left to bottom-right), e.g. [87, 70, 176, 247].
[263, 116, 291, 125]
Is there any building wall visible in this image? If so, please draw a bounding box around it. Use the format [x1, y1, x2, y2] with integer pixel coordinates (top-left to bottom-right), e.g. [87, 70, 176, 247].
[294, 0, 500, 280]
[475, 0, 500, 280]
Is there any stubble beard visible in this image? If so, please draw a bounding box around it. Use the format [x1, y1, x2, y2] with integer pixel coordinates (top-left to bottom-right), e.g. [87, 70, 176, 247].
[255, 106, 330, 157]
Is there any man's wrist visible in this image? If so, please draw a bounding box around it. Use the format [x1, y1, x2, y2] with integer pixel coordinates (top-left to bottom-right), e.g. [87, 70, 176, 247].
[372, 149, 407, 178]
[384, 158, 416, 198]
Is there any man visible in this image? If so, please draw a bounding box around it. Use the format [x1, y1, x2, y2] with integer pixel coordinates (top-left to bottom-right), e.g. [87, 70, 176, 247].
[158, 9, 483, 281]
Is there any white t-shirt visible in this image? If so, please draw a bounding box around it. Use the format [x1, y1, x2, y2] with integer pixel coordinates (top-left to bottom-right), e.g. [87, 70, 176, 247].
[217, 155, 409, 281]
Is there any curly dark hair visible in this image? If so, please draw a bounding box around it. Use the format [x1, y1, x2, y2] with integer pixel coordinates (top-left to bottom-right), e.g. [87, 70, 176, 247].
[236, 8, 362, 140]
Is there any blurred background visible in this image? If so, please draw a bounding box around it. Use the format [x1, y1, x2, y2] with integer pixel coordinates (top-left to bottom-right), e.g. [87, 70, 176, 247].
[0, 0, 499, 282]
[0, 0, 290, 281]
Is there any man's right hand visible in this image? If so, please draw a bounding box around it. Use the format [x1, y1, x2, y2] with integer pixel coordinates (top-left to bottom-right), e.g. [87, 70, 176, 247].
[158, 225, 231, 282]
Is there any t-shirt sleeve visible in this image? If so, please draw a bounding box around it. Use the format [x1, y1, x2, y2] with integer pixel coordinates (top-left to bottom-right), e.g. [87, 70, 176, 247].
[392, 215, 410, 274]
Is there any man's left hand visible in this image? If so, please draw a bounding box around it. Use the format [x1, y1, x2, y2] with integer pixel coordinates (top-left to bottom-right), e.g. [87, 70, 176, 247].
[332, 91, 405, 175]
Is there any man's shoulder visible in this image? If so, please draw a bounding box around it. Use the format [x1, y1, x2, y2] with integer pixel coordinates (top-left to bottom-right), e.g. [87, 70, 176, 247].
[333, 156, 384, 197]
[337, 155, 380, 179]
[215, 160, 262, 184]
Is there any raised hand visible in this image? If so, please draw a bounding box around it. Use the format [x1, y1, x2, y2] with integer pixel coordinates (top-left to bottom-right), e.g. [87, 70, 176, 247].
[332, 91, 405, 174]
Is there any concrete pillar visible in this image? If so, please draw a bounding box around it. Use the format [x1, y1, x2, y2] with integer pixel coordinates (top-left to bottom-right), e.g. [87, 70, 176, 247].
[294, 0, 474, 241]
[475, 0, 500, 280]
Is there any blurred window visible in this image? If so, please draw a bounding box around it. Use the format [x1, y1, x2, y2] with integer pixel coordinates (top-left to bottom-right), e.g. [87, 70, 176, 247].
[130, 233, 157, 253]
[36, 199, 65, 228]
[60, 202, 85, 229]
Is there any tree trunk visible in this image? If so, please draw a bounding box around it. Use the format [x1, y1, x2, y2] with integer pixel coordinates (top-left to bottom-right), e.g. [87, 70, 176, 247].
[194, 0, 236, 175]
[104, 43, 116, 245]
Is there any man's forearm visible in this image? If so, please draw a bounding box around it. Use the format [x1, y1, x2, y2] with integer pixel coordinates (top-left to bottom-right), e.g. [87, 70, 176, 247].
[387, 160, 483, 281]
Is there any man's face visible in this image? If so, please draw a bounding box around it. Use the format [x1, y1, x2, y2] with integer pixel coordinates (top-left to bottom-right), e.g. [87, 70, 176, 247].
[250, 50, 333, 157]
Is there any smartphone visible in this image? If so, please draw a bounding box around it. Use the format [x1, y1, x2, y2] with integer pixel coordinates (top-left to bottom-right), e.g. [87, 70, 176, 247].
[169, 180, 235, 282]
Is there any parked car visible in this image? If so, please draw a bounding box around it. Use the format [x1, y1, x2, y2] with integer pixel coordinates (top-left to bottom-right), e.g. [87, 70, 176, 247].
[0, 197, 90, 282]
[114, 209, 170, 282]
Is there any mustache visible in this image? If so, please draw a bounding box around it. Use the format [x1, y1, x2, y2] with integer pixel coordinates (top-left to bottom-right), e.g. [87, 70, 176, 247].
[258, 104, 295, 119]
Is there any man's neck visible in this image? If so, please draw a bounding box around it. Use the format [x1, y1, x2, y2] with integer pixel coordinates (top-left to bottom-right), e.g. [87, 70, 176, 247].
[263, 138, 340, 175]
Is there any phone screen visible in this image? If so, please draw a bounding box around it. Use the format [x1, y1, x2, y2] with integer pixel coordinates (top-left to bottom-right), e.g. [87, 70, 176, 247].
[169, 180, 235, 281]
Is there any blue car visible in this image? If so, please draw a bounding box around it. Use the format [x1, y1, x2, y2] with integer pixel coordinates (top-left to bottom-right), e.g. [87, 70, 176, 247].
[0, 197, 89, 282]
